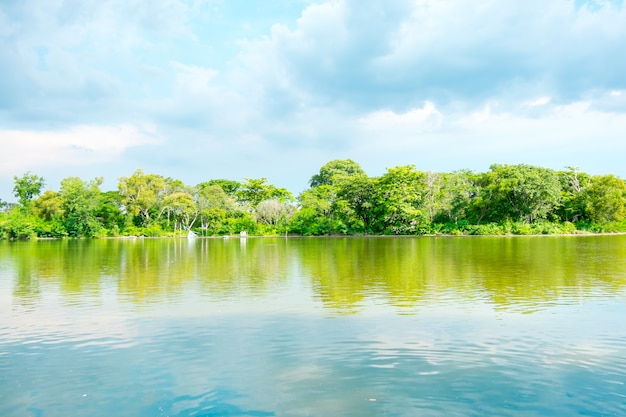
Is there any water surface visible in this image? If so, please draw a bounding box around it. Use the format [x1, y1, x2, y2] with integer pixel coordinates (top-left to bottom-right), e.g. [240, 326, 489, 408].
[1, 236, 625, 416]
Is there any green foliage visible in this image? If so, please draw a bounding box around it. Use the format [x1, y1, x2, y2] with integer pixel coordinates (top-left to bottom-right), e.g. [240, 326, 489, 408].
[225, 212, 258, 235]
[34, 190, 64, 221]
[197, 208, 229, 235]
[236, 178, 293, 207]
[556, 167, 591, 222]
[118, 169, 166, 227]
[292, 185, 347, 235]
[161, 191, 198, 233]
[3, 161, 626, 240]
[196, 185, 237, 236]
[309, 159, 366, 187]
[34, 217, 68, 238]
[290, 207, 347, 235]
[256, 199, 296, 227]
[584, 174, 626, 224]
[95, 191, 125, 234]
[435, 170, 477, 223]
[375, 165, 428, 234]
[59, 177, 105, 238]
[465, 223, 509, 235]
[334, 174, 378, 233]
[199, 179, 241, 196]
[470, 164, 562, 224]
[123, 224, 167, 237]
[13, 172, 45, 209]
[0, 211, 37, 239]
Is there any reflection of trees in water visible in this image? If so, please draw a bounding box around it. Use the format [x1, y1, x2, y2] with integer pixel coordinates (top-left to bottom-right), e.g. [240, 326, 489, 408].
[295, 237, 480, 313]
[116, 237, 293, 302]
[193, 238, 291, 298]
[295, 236, 626, 313]
[8, 240, 110, 307]
[462, 236, 626, 310]
[4, 238, 293, 306]
[3, 236, 626, 312]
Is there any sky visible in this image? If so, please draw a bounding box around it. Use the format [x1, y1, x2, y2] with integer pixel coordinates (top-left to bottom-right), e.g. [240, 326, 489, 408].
[1, 0, 626, 202]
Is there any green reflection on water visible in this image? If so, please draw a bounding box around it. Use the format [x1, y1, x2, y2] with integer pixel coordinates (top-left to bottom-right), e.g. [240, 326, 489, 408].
[2, 235, 626, 313]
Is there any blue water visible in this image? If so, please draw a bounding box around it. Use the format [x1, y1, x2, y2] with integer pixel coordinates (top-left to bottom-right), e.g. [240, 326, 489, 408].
[1, 237, 625, 416]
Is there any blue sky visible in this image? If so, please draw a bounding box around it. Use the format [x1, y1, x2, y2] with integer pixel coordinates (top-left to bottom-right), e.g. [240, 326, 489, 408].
[1, 0, 625, 201]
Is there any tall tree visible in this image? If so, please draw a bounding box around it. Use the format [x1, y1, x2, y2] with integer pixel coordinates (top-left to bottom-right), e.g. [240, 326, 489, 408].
[335, 174, 378, 233]
[436, 170, 477, 224]
[584, 174, 626, 224]
[161, 191, 198, 234]
[34, 190, 64, 221]
[256, 199, 296, 228]
[59, 176, 104, 237]
[293, 185, 343, 235]
[95, 191, 125, 234]
[13, 172, 45, 209]
[471, 164, 562, 223]
[196, 184, 237, 235]
[376, 165, 427, 234]
[557, 167, 591, 222]
[118, 169, 166, 226]
[310, 159, 366, 187]
[200, 179, 242, 196]
[236, 178, 293, 207]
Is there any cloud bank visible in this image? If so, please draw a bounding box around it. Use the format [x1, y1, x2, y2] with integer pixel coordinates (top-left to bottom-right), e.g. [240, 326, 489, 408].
[1, 0, 625, 199]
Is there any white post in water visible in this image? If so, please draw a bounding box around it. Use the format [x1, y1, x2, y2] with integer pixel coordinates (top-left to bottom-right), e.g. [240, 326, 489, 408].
[240, 231, 247, 238]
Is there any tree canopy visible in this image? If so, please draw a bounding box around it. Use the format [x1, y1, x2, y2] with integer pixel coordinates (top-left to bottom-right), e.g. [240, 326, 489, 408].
[2, 161, 626, 239]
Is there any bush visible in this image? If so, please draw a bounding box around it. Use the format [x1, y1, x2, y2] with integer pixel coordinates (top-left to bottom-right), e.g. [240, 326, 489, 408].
[123, 224, 166, 237]
[466, 223, 507, 235]
[0, 211, 37, 240]
[511, 223, 534, 235]
[34, 218, 68, 238]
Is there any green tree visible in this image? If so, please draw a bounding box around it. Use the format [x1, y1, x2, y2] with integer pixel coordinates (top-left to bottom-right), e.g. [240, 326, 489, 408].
[196, 184, 237, 236]
[423, 171, 445, 223]
[34, 190, 64, 221]
[375, 165, 428, 234]
[13, 172, 45, 209]
[95, 191, 125, 235]
[0, 210, 37, 239]
[59, 176, 104, 237]
[118, 169, 166, 226]
[32, 190, 67, 237]
[256, 199, 296, 229]
[435, 170, 477, 224]
[236, 178, 293, 207]
[292, 185, 345, 235]
[584, 174, 626, 224]
[557, 167, 591, 222]
[470, 164, 562, 223]
[161, 191, 198, 234]
[200, 179, 242, 196]
[335, 174, 378, 233]
[310, 159, 366, 187]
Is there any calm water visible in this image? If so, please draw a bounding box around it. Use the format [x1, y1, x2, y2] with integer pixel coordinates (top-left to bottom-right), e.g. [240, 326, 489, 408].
[1, 236, 625, 416]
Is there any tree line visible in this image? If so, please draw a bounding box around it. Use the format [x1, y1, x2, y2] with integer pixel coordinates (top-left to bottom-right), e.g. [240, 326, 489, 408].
[1, 159, 625, 239]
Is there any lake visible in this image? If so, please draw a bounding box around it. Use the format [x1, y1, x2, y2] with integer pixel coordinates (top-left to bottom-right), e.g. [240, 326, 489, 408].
[1, 236, 625, 416]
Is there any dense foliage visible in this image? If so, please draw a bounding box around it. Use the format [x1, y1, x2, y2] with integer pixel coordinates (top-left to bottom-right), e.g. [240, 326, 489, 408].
[2, 160, 626, 239]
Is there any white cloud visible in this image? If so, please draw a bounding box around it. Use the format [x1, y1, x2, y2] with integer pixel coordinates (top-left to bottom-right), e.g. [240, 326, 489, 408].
[454, 100, 625, 153]
[0, 124, 161, 174]
[2, 0, 626, 198]
[359, 102, 443, 135]
[172, 62, 219, 94]
[233, 0, 626, 114]
[527, 97, 552, 107]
